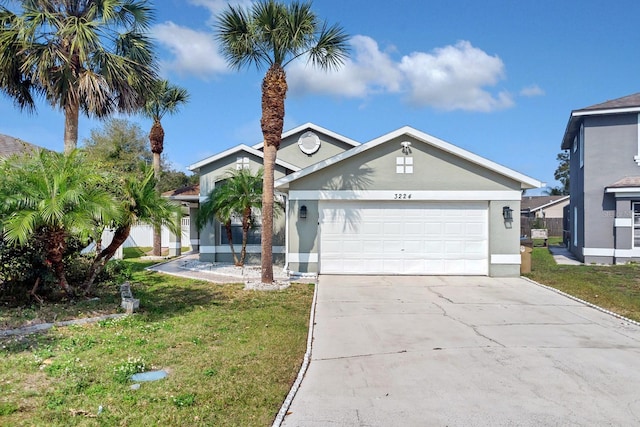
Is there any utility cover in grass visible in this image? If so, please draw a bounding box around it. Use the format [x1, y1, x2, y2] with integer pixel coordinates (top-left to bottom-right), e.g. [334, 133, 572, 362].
[130, 370, 168, 382]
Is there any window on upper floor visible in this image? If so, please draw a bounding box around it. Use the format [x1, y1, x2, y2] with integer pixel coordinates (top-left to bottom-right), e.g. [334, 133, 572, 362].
[633, 203, 640, 249]
[236, 156, 250, 170]
[579, 124, 584, 168]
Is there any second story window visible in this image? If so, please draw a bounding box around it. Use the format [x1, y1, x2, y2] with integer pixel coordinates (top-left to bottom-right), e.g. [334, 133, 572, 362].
[236, 156, 250, 170]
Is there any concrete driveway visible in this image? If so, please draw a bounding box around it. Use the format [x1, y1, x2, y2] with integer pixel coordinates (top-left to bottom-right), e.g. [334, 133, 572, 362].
[281, 276, 640, 426]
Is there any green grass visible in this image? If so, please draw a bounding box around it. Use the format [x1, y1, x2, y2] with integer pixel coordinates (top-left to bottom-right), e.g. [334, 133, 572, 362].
[123, 247, 191, 259]
[526, 246, 640, 321]
[0, 264, 314, 426]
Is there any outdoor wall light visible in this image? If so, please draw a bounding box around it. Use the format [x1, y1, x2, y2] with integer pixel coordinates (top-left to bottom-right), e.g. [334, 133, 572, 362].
[401, 140, 412, 155]
[502, 206, 514, 221]
[299, 205, 308, 219]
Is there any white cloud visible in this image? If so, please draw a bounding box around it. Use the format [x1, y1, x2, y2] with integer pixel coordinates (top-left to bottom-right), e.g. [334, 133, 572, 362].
[398, 41, 512, 111]
[288, 37, 513, 112]
[287, 35, 403, 98]
[520, 84, 545, 97]
[187, 0, 251, 24]
[152, 22, 228, 78]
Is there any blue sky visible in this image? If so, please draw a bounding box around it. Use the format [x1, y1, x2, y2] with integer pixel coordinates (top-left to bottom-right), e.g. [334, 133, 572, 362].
[2, 0, 640, 193]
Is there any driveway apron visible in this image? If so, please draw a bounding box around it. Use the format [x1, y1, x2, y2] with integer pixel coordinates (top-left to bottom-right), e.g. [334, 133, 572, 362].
[281, 275, 640, 426]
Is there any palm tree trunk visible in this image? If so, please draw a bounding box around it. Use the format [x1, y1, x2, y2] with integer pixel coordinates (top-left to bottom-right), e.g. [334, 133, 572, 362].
[224, 222, 240, 266]
[240, 207, 251, 266]
[46, 229, 74, 297]
[151, 119, 164, 256]
[152, 150, 162, 257]
[260, 64, 287, 284]
[83, 224, 131, 295]
[64, 102, 80, 154]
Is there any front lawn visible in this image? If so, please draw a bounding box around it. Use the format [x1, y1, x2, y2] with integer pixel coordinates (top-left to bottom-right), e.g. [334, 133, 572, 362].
[0, 261, 314, 426]
[526, 246, 640, 322]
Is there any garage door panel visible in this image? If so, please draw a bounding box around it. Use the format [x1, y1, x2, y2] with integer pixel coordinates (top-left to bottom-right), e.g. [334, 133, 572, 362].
[320, 201, 488, 275]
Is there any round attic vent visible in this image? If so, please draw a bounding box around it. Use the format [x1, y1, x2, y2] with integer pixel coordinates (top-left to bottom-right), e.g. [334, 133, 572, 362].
[298, 131, 321, 155]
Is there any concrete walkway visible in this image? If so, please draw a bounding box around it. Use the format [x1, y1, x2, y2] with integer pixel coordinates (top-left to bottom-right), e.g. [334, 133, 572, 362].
[281, 275, 640, 426]
[548, 245, 582, 265]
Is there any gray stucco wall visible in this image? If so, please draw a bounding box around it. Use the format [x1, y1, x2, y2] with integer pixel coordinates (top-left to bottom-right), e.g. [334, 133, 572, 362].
[272, 129, 356, 169]
[291, 136, 519, 192]
[573, 113, 639, 263]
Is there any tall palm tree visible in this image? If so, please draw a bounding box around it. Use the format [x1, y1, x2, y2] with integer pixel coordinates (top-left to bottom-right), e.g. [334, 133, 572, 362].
[216, 0, 349, 283]
[142, 79, 189, 256]
[197, 168, 264, 266]
[0, 0, 157, 153]
[0, 150, 117, 296]
[83, 167, 181, 294]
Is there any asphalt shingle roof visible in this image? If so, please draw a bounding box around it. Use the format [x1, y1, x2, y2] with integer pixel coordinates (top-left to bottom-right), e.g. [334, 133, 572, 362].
[0, 134, 40, 157]
[577, 92, 640, 112]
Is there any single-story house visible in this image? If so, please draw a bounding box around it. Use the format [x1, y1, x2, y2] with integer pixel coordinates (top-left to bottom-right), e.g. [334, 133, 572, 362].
[188, 123, 543, 277]
[521, 195, 570, 219]
[0, 134, 44, 158]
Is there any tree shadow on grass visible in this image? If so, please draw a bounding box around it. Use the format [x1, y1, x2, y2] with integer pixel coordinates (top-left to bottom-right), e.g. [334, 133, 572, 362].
[0, 270, 237, 354]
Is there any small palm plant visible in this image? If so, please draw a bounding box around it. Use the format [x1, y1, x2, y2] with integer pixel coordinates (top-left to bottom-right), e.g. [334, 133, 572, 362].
[83, 167, 182, 294]
[198, 168, 264, 266]
[0, 150, 117, 297]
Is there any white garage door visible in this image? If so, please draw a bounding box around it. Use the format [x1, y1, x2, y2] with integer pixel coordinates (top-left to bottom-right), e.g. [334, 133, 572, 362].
[320, 201, 488, 275]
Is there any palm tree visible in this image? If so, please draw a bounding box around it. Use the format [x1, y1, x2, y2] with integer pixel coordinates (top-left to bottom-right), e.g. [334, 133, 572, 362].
[0, 0, 157, 153]
[216, 0, 349, 283]
[0, 150, 117, 296]
[83, 167, 181, 294]
[197, 168, 264, 266]
[142, 79, 189, 256]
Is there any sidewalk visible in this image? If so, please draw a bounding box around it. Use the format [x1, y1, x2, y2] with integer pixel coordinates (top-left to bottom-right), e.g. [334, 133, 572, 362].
[548, 245, 582, 265]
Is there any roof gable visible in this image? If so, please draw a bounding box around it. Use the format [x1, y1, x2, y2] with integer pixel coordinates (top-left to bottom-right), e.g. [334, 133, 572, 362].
[187, 144, 300, 172]
[251, 122, 360, 150]
[521, 195, 569, 211]
[562, 92, 640, 149]
[276, 126, 543, 190]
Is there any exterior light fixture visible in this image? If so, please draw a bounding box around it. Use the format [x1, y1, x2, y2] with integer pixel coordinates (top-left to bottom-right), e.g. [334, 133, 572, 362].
[503, 206, 513, 221]
[401, 141, 412, 155]
[300, 205, 308, 219]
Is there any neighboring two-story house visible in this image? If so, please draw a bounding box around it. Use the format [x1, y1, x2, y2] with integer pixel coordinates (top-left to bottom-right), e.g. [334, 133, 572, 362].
[187, 123, 542, 277]
[561, 92, 640, 264]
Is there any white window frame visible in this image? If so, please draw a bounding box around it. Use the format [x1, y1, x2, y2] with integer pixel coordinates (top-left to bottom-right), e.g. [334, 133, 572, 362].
[635, 113, 640, 165]
[573, 206, 578, 247]
[396, 156, 413, 174]
[579, 124, 584, 168]
[633, 202, 640, 249]
[236, 156, 250, 170]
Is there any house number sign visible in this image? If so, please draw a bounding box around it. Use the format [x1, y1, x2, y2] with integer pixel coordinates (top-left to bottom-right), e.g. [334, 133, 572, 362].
[394, 193, 412, 199]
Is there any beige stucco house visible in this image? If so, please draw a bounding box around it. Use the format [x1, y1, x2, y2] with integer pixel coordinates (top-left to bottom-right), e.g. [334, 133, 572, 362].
[187, 123, 542, 277]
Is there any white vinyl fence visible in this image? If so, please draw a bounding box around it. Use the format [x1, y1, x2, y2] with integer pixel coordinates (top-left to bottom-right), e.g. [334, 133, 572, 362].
[84, 218, 191, 259]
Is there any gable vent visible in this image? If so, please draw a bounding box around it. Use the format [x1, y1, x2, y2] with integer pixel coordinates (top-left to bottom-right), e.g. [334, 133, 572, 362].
[298, 131, 321, 155]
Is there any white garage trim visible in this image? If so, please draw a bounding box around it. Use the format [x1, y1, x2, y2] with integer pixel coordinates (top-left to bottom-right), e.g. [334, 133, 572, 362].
[582, 247, 614, 257]
[290, 190, 520, 201]
[289, 253, 319, 263]
[215, 245, 285, 254]
[490, 254, 521, 264]
[319, 201, 489, 275]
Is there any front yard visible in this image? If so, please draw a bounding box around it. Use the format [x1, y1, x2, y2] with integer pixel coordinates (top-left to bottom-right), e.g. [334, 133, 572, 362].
[0, 260, 314, 426]
[526, 246, 640, 322]
[3, 246, 640, 425]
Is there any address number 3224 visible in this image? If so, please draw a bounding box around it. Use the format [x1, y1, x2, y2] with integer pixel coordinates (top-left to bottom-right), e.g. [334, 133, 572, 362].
[393, 193, 412, 199]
